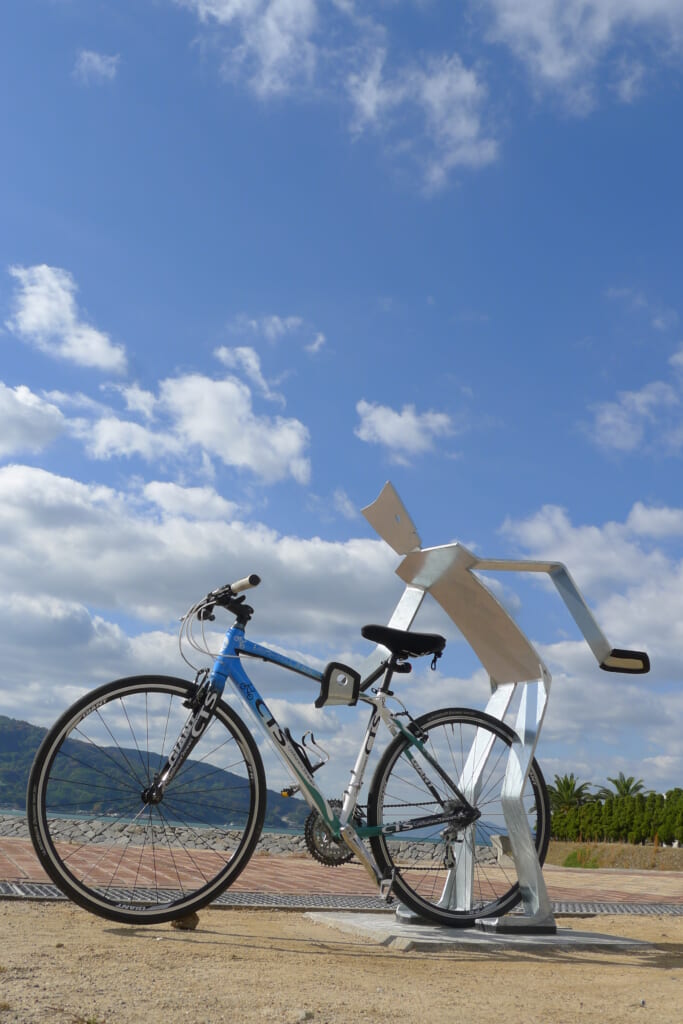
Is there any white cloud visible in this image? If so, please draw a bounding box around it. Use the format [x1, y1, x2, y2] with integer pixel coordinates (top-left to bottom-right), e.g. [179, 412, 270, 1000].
[605, 285, 647, 309]
[652, 308, 679, 331]
[348, 49, 498, 190]
[0, 462, 399, 653]
[215, 345, 283, 401]
[143, 480, 240, 520]
[306, 332, 326, 354]
[606, 285, 679, 332]
[1, 463, 681, 791]
[501, 502, 669, 594]
[0, 460, 407, 793]
[260, 314, 304, 340]
[483, 0, 683, 109]
[179, 0, 318, 96]
[0, 593, 134, 722]
[612, 57, 646, 103]
[73, 50, 120, 85]
[589, 380, 680, 453]
[228, 313, 326, 354]
[239, 0, 318, 96]
[49, 360, 311, 484]
[116, 383, 157, 421]
[178, 2, 497, 189]
[590, 380, 678, 452]
[586, 297, 683, 454]
[74, 376, 311, 483]
[333, 487, 357, 519]
[160, 373, 310, 482]
[626, 501, 683, 538]
[79, 415, 183, 461]
[0, 382, 65, 456]
[355, 398, 452, 462]
[596, 567, 683, 679]
[43, 389, 110, 415]
[230, 312, 305, 341]
[499, 500, 683, 788]
[174, 0, 683, 196]
[533, 645, 683, 791]
[6, 265, 127, 373]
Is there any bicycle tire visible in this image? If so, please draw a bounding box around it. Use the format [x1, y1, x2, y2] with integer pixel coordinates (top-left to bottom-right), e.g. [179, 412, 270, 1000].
[367, 707, 550, 927]
[27, 675, 266, 925]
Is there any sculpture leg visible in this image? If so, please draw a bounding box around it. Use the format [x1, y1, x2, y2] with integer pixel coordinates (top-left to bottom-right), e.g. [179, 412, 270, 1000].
[438, 685, 517, 911]
[477, 679, 556, 933]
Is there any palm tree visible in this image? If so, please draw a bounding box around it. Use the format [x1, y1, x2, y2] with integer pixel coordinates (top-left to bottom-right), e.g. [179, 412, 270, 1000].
[595, 771, 648, 800]
[547, 773, 594, 813]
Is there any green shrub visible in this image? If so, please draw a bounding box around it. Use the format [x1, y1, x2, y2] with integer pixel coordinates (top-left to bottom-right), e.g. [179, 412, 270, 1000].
[563, 848, 599, 869]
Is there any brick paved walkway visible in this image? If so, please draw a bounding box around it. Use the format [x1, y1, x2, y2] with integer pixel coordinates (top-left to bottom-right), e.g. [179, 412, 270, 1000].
[2, 836, 681, 905]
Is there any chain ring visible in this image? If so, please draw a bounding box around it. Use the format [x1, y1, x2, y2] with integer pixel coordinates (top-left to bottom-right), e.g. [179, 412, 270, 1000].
[304, 799, 362, 867]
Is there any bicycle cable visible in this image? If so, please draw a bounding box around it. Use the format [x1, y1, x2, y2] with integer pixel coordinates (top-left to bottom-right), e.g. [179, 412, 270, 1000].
[178, 595, 223, 670]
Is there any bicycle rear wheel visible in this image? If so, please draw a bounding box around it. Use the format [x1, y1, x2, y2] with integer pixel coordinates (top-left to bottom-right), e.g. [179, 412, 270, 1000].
[367, 707, 550, 927]
[27, 675, 266, 925]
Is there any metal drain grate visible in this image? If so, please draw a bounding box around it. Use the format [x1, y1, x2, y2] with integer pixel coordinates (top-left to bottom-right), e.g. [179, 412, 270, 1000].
[214, 892, 390, 910]
[551, 901, 683, 917]
[1, 881, 681, 915]
[1, 881, 65, 900]
[0, 881, 390, 911]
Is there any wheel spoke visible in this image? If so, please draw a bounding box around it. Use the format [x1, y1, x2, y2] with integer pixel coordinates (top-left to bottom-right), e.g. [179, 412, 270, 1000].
[368, 708, 550, 926]
[28, 677, 265, 924]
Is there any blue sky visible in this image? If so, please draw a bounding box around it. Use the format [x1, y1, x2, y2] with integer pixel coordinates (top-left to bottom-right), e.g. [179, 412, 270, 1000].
[1, 1, 682, 799]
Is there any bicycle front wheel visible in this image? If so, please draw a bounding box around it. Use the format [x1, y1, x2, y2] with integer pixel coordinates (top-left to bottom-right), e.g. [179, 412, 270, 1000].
[367, 707, 550, 927]
[27, 675, 266, 925]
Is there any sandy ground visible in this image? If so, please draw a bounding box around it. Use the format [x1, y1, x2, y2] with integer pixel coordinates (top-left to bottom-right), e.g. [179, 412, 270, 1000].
[0, 902, 681, 1024]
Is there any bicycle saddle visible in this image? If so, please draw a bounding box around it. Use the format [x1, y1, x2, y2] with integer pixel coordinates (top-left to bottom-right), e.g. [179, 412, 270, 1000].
[361, 624, 446, 659]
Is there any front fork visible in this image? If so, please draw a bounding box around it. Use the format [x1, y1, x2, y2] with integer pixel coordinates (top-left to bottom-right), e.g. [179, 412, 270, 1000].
[141, 673, 218, 805]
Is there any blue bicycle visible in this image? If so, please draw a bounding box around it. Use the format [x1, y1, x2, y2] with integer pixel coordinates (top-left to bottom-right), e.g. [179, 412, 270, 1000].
[27, 575, 550, 927]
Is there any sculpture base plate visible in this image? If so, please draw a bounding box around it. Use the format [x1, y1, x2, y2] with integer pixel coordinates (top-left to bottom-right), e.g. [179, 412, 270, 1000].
[476, 915, 557, 935]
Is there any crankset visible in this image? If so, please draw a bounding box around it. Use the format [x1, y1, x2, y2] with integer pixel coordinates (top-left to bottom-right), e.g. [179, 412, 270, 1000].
[304, 799, 364, 867]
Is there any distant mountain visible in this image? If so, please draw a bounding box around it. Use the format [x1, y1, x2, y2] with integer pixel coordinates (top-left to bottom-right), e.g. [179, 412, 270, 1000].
[0, 714, 308, 830]
[0, 717, 44, 809]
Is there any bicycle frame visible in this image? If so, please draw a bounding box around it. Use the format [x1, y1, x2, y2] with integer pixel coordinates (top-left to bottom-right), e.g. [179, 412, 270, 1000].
[182, 621, 471, 887]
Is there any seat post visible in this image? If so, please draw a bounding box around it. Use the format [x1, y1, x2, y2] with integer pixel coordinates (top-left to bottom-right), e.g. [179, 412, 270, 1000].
[378, 653, 399, 694]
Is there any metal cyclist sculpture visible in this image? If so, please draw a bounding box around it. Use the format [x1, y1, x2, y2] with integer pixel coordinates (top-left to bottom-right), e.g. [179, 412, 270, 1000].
[362, 482, 650, 933]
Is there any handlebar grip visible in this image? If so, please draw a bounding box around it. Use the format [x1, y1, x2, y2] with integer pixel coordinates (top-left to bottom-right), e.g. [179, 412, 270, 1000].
[230, 574, 261, 594]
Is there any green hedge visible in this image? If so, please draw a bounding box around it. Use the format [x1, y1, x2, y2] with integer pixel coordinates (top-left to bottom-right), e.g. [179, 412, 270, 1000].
[551, 789, 683, 844]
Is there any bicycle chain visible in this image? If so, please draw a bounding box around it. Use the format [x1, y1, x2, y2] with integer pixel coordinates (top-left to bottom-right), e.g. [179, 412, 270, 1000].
[304, 798, 455, 870]
[376, 800, 465, 873]
[382, 800, 439, 809]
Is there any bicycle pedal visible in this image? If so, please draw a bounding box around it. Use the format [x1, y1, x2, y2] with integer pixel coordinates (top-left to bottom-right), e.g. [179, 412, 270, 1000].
[280, 786, 300, 798]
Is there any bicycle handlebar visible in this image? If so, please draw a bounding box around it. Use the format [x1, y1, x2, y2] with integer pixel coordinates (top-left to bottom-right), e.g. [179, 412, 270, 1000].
[229, 574, 261, 594]
[194, 575, 261, 625]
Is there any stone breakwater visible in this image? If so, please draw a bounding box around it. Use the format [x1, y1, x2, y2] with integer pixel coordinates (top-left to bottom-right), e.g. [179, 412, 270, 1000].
[1, 813, 310, 855]
[0, 813, 498, 864]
